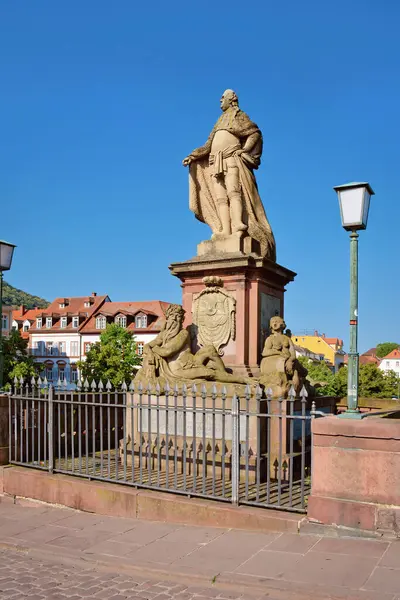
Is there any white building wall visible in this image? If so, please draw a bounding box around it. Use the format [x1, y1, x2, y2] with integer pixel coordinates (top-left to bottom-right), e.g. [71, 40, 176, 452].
[379, 359, 400, 377]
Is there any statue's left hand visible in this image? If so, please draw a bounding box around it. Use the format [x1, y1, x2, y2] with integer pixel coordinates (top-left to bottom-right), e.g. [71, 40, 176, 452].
[182, 155, 193, 167]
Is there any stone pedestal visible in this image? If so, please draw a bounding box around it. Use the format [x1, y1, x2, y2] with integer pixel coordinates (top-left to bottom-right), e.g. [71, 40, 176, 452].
[169, 253, 296, 377]
[308, 415, 400, 535]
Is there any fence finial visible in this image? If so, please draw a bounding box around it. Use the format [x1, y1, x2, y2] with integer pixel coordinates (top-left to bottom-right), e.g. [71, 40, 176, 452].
[106, 380, 112, 391]
[98, 379, 104, 391]
[129, 380, 135, 392]
[31, 376, 36, 387]
[84, 378, 89, 390]
[19, 376, 24, 385]
[91, 379, 97, 391]
[266, 387, 273, 399]
[288, 385, 296, 400]
[191, 383, 197, 395]
[121, 380, 128, 392]
[300, 385, 308, 401]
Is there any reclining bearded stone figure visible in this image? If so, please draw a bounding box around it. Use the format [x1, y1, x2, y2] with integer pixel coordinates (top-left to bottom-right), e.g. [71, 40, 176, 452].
[135, 304, 249, 388]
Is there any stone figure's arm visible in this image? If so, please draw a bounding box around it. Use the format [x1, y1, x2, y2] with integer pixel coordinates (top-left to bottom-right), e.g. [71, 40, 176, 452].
[146, 332, 164, 349]
[152, 330, 189, 358]
[234, 132, 261, 158]
[262, 337, 277, 357]
[183, 129, 214, 166]
[288, 339, 297, 360]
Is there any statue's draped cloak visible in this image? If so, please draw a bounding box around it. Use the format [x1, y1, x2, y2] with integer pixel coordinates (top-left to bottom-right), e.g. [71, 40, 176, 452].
[188, 108, 276, 261]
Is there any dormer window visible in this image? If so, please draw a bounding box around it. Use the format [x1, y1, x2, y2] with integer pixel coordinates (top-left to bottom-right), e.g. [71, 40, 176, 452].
[60, 316, 67, 329]
[36, 318, 42, 329]
[135, 314, 147, 328]
[84, 302, 91, 308]
[115, 315, 127, 328]
[72, 316, 79, 328]
[46, 317, 53, 328]
[96, 315, 106, 330]
[59, 303, 65, 309]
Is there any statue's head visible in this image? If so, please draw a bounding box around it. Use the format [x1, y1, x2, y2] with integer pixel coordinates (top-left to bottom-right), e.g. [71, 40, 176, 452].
[165, 304, 185, 331]
[220, 89, 238, 112]
[270, 315, 286, 334]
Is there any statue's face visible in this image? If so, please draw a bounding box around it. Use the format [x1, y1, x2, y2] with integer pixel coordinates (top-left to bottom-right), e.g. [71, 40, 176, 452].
[270, 317, 285, 333]
[220, 91, 233, 112]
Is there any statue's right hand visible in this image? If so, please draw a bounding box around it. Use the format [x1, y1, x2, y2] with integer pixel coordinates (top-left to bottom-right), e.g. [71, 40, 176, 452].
[182, 156, 193, 167]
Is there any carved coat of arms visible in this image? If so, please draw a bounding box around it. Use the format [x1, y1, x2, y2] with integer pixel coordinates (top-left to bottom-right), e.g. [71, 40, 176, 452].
[192, 276, 236, 355]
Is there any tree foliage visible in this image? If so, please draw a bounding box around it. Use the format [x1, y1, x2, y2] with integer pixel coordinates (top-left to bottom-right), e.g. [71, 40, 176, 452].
[77, 324, 142, 387]
[3, 281, 49, 308]
[376, 342, 399, 359]
[2, 329, 38, 388]
[299, 356, 399, 398]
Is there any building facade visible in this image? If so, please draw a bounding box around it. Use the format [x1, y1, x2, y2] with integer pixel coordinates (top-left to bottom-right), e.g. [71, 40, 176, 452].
[79, 301, 171, 358]
[1, 305, 14, 337]
[27, 294, 110, 385]
[379, 348, 400, 377]
[292, 331, 346, 372]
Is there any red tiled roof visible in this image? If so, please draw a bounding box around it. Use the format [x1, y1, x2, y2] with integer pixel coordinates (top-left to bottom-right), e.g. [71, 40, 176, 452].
[324, 337, 344, 346]
[362, 347, 377, 357]
[28, 295, 110, 333]
[360, 355, 381, 366]
[80, 301, 171, 334]
[382, 348, 400, 360]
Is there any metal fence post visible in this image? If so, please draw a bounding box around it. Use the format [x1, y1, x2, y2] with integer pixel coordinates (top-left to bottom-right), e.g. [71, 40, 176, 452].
[48, 384, 54, 473]
[231, 393, 239, 506]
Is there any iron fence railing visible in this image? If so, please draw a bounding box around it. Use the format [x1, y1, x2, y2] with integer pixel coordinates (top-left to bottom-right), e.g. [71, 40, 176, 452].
[8, 376, 325, 513]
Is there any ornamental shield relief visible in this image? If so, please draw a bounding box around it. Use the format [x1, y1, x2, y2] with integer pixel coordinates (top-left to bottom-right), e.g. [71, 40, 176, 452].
[192, 276, 236, 356]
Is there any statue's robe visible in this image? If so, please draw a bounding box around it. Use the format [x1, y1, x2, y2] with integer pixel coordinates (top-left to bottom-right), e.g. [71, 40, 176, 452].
[188, 107, 276, 261]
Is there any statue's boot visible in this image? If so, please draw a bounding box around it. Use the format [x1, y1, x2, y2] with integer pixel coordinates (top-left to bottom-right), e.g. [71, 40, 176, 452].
[229, 193, 247, 233]
[216, 197, 231, 235]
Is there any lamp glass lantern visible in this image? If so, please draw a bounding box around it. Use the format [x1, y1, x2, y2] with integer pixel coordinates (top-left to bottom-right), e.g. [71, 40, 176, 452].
[0, 240, 16, 272]
[334, 182, 375, 231]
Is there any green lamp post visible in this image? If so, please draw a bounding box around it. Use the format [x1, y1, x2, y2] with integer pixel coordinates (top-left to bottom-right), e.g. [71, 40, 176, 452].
[333, 183, 374, 417]
[0, 240, 16, 389]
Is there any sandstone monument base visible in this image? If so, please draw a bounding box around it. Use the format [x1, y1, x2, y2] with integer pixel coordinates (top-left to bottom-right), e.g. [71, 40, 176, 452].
[169, 253, 296, 377]
[308, 415, 400, 536]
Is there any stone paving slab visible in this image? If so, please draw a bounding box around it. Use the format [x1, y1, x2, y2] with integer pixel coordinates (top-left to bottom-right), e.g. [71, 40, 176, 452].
[0, 497, 399, 599]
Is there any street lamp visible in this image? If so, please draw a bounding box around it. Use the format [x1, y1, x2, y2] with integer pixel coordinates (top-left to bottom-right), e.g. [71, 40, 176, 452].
[0, 240, 16, 389]
[333, 183, 374, 416]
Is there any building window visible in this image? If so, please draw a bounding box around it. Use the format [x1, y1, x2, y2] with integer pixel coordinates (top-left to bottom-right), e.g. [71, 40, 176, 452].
[137, 341, 144, 356]
[58, 367, 65, 382]
[96, 316, 106, 329]
[115, 315, 127, 328]
[58, 342, 66, 355]
[36, 318, 42, 329]
[1, 315, 7, 329]
[71, 368, 78, 382]
[70, 341, 79, 357]
[72, 316, 79, 328]
[23, 324, 29, 332]
[135, 315, 147, 328]
[60, 316, 67, 328]
[84, 342, 92, 355]
[46, 317, 52, 328]
[84, 301, 91, 308]
[45, 366, 53, 381]
[396, 361, 399, 368]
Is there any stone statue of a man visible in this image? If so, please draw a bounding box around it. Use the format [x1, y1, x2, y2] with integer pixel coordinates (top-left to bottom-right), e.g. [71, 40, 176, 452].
[183, 90, 276, 260]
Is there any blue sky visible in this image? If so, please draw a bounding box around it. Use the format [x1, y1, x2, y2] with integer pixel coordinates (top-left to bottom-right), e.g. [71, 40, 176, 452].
[1, 0, 399, 353]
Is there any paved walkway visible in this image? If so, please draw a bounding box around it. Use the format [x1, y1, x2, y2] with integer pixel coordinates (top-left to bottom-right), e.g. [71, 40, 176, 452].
[0, 496, 399, 600]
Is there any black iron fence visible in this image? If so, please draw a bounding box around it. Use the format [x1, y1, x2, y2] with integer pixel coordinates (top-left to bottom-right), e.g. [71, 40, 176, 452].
[8, 377, 330, 513]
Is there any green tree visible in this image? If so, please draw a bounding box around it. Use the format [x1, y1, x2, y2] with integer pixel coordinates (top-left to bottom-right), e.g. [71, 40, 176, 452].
[77, 324, 142, 387]
[358, 363, 388, 397]
[376, 342, 399, 359]
[2, 329, 38, 388]
[297, 356, 337, 396]
[3, 281, 49, 308]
